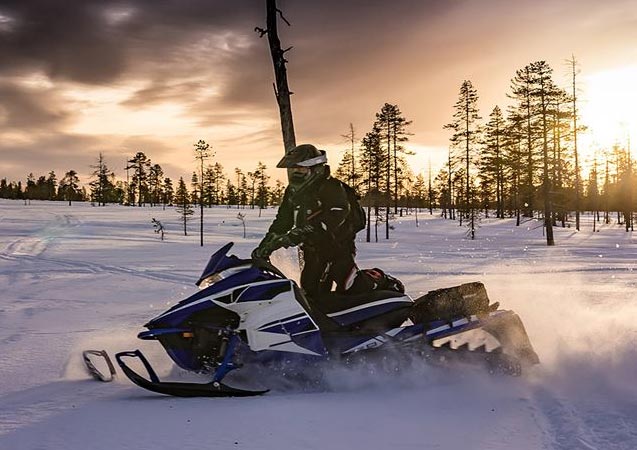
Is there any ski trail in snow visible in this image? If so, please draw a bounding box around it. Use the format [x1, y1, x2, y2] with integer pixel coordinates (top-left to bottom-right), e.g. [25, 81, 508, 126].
[0, 213, 81, 257]
[531, 387, 601, 450]
[530, 385, 637, 450]
[0, 209, 190, 284]
[0, 381, 116, 436]
[0, 252, 192, 284]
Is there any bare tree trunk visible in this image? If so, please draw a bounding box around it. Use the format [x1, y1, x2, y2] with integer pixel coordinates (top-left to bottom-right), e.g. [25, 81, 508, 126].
[200, 158, 204, 247]
[540, 78, 555, 246]
[568, 56, 581, 231]
[447, 147, 454, 221]
[366, 205, 371, 242]
[259, 0, 296, 154]
[386, 120, 391, 239]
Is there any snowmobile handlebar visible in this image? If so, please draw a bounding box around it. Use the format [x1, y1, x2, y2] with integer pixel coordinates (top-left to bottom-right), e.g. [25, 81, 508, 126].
[250, 256, 288, 279]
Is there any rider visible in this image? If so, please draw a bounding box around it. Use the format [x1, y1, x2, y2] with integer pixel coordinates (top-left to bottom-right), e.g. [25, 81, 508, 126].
[251, 144, 362, 299]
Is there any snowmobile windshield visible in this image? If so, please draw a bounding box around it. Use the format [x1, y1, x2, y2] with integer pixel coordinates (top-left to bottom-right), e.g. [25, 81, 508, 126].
[196, 242, 250, 287]
[198, 264, 253, 290]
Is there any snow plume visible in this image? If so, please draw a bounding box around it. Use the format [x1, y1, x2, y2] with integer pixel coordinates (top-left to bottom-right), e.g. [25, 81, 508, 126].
[319, 351, 446, 394]
[484, 268, 637, 397]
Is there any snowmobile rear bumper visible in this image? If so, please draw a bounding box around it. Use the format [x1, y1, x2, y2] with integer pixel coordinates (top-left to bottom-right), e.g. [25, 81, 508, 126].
[114, 350, 268, 398]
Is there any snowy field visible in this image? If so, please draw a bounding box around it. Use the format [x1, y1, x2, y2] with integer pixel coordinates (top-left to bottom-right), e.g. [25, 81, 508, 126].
[1, 199, 636, 450]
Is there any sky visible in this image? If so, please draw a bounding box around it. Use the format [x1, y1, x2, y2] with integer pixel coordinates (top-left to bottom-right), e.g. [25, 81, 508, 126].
[0, 0, 636, 185]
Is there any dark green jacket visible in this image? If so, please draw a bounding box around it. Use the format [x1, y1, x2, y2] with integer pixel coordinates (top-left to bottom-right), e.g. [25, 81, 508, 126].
[267, 174, 354, 252]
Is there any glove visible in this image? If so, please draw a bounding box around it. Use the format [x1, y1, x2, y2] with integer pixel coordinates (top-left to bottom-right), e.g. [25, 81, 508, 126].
[252, 226, 313, 260]
[273, 233, 295, 249]
[286, 225, 314, 246]
[252, 233, 274, 260]
[252, 232, 286, 260]
[251, 245, 271, 260]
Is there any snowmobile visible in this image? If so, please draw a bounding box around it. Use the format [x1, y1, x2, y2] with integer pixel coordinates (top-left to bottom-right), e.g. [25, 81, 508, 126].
[108, 242, 538, 397]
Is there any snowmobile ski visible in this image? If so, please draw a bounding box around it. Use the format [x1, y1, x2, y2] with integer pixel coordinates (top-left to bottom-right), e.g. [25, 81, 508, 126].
[115, 350, 268, 398]
[83, 349, 117, 382]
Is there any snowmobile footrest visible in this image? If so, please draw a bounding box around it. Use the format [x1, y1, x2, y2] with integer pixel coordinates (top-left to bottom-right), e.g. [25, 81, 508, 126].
[115, 350, 268, 398]
[83, 350, 117, 382]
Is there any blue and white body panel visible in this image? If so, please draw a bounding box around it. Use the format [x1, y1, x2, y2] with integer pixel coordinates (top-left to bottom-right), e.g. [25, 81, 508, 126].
[147, 272, 326, 356]
[225, 280, 325, 355]
[326, 295, 413, 326]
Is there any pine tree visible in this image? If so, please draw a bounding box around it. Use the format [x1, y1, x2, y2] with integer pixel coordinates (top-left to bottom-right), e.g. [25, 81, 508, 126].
[174, 177, 194, 236]
[444, 80, 481, 239]
[161, 177, 174, 209]
[194, 139, 212, 246]
[247, 170, 257, 209]
[24, 173, 36, 203]
[502, 110, 526, 224]
[127, 152, 151, 206]
[148, 164, 164, 207]
[89, 152, 115, 206]
[480, 106, 506, 218]
[586, 155, 600, 231]
[270, 179, 285, 205]
[0, 179, 7, 198]
[509, 66, 538, 218]
[530, 60, 557, 245]
[335, 149, 361, 191]
[359, 126, 386, 242]
[254, 162, 269, 214]
[335, 123, 362, 189]
[203, 162, 225, 206]
[234, 168, 246, 208]
[374, 103, 412, 231]
[59, 170, 82, 206]
[411, 173, 427, 209]
[45, 171, 57, 200]
[225, 180, 238, 207]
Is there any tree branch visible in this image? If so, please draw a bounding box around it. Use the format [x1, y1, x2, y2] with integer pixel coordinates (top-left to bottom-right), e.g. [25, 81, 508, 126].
[254, 26, 268, 37]
[276, 8, 291, 26]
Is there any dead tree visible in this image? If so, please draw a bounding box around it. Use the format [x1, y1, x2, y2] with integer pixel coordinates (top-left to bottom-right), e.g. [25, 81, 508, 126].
[567, 55, 581, 231]
[256, 0, 296, 155]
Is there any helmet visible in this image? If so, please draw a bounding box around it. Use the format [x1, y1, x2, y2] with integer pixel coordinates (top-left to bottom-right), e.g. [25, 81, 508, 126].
[276, 144, 327, 168]
[277, 144, 328, 190]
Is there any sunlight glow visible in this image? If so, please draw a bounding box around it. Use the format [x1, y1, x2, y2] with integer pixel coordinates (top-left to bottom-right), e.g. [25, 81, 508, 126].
[18, 72, 54, 89]
[64, 84, 199, 138]
[406, 144, 447, 177]
[580, 66, 637, 158]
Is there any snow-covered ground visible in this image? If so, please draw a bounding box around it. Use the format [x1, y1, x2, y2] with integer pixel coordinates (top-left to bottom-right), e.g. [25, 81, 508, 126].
[1, 199, 636, 450]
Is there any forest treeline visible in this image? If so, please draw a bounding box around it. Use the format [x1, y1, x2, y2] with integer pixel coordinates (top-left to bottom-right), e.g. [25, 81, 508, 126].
[0, 151, 286, 210]
[1, 59, 634, 242]
[333, 59, 635, 242]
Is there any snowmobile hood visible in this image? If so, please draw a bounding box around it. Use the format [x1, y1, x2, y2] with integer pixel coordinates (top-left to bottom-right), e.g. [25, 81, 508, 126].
[195, 242, 251, 287]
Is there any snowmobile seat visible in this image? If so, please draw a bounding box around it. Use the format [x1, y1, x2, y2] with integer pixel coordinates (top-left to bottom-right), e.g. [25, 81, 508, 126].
[312, 290, 414, 327]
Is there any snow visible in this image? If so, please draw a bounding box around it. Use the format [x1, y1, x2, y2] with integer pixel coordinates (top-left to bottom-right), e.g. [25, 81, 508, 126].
[1, 199, 636, 450]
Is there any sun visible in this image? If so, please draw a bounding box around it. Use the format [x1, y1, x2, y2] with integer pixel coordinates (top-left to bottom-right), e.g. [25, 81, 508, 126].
[579, 66, 637, 160]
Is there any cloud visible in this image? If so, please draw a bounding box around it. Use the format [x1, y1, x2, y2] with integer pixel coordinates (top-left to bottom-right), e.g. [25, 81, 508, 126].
[0, 81, 73, 129]
[0, 1, 264, 84]
[0, 132, 102, 179]
[121, 80, 208, 108]
[1, 0, 637, 184]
